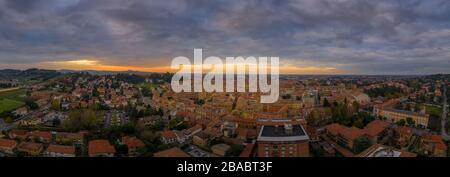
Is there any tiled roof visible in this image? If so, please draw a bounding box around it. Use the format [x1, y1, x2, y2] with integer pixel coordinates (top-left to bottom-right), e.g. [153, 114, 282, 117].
[363, 120, 390, 136]
[31, 131, 52, 140]
[154, 147, 190, 157]
[88, 140, 116, 155]
[0, 138, 17, 148]
[160, 131, 177, 139]
[46, 144, 75, 154]
[122, 136, 145, 149]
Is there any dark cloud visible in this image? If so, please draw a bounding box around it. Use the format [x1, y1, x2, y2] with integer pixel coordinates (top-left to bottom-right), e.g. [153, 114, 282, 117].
[0, 0, 449, 74]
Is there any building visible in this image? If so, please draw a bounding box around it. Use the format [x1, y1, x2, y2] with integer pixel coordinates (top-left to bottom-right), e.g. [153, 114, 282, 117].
[88, 140, 116, 157]
[239, 144, 255, 157]
[211, 143, 231, 156]
[393, 127, 413, 148]
[373, 100, 429, 127]
[184, 124, 203, 138]
[358, 144, 417, 157]
[0, 138, 17, 155]
[257, 124, 310, 157]
[55, 132, 84, 145]
[362, 120, 391, 143]
[192, 132, 210, 147]
[154, 147, 190, 157]
[45, 144, 76, 157]
[16, 142, 44, 156]
[30, 131, 52, 143]
[160, 130, 178, 144]
[325, 123, 365, 149]
[302, 90, 319, 107]
[421, 133, 447, 157]
[122, 136, 145, 156]
[8, 129, 29, 140]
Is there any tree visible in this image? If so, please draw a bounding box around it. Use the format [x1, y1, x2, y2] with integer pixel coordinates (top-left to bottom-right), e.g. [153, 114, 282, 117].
[115, 144, 129, 156]
[63, 109, 101, 131]
[352, 118, 364, 129]
[323, 98, 331, 107]
[396, 119, 406, 127]
[25, 99, 38, 110]
[52, 118, 61, 127]
[51, 99, 61, 111]
[226, 145, 244, 157]
[353, 137, 372, 154]
[406, 117, 415, 126]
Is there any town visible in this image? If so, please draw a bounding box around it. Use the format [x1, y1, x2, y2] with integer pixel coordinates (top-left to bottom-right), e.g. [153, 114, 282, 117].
[0, 69, 449, 157]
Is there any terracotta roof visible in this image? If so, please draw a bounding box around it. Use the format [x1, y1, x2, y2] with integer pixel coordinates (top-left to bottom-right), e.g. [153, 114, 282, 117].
[17, 142, 43, 151]
[326, 123, 365, 141]
[160, 131, 177, 140]
[88, 140, 116, 155]
[154, 147, 190, 157]
[0, 138, 17, 148]
[122, 136, 145, 149]
[185, 124, 202, 135]
[46, 144, 75, 154]
[399, 151, 418, 157]
[31, 131, 52, 140]
[423, 133, 447, 150]
[363, 120, 390, 136]
[394, 127, 413, 135]
[10, 129, 28, 136]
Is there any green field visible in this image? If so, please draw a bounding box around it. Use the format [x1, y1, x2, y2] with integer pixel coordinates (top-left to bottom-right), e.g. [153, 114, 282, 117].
[0, 88, 26, 114]
[425, 104, 450, 117]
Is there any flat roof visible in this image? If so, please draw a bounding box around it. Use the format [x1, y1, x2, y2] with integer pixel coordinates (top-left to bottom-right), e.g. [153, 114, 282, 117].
[257, 124, 309, 142]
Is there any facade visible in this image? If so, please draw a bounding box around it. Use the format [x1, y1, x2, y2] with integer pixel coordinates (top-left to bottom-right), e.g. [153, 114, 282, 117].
[257, 124, 310, 157]
[373, 100, 429, 127]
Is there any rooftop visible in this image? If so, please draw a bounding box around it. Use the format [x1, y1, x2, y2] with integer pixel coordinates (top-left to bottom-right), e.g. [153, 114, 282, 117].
[46, 144, 75, 154]
[257, 124, 309, 142]
[154, 147, 190, 157]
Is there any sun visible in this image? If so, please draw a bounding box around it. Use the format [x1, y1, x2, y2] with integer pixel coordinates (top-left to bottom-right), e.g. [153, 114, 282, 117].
[67, 60, 98, 65]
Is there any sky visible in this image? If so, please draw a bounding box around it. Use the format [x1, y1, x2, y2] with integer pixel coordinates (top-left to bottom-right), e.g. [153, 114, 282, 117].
[0, 0, 450, 75]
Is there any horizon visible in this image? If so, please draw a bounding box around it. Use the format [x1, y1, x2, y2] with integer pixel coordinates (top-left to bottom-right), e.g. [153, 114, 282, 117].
[1, 67, 448, 76]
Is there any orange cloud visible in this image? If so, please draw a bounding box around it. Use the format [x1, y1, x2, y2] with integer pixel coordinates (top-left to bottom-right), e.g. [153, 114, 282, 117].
[1, 59, 346, 75]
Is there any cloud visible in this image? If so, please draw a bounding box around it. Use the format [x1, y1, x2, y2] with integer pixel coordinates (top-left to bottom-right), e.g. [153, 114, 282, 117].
[0, 0, 449, 74]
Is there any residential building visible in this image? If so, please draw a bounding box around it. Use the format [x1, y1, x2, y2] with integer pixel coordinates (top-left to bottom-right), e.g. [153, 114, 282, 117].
[211, 143, 231, 156]
[257, 124, 310, 157]
[45, 144, 76, 157]
[0, 138, 17, 155]
[16, 142, 44, 156]
[88, 140, 116, 157]
[122, 136, 145, 156]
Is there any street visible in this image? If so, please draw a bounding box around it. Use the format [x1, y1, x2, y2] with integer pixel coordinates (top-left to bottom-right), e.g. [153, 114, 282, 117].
[441, 84, 449, 140]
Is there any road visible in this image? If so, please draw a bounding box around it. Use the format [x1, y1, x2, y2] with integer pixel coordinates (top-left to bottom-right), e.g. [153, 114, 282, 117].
[441, 84, 449, 140]
[0, 87, 20, 93]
